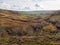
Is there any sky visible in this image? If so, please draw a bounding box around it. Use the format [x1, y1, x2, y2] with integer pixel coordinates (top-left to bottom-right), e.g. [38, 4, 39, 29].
[0, 0, 60, 11]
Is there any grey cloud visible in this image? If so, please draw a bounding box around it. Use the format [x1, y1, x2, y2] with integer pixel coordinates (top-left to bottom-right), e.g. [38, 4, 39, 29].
[23, 7, 30, 10]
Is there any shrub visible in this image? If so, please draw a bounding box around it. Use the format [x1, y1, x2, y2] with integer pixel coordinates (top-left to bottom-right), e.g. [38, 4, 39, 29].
[42, 25, 56, 32]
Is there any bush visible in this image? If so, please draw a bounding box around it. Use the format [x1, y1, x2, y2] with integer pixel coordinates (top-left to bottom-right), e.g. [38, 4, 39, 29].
[42, 25, 56, 32]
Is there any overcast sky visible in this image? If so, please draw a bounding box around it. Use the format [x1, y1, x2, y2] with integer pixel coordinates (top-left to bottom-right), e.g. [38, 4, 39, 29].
[0, 0, 60, 11]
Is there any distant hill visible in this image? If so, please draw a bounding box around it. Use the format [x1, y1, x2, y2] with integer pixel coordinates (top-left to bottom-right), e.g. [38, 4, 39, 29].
[0, 9, 59, 15]
[20, 10, 55, 14]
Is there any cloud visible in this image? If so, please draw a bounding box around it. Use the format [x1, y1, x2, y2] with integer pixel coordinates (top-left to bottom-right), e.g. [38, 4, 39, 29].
[23, 7, 30, 11]
[0, 0, 60, 11]
[39, 0, 60, 10]
[0, 2, 11, 9]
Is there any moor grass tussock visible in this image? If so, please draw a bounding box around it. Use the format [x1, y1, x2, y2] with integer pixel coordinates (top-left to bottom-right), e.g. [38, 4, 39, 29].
[0, 10, 60, 45]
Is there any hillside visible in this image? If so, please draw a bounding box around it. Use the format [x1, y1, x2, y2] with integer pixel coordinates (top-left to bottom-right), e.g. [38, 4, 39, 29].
[0, 9, 60, 45]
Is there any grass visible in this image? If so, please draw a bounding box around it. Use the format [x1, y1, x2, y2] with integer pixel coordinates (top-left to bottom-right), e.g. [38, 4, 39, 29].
[0, 38, 11, 43]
